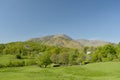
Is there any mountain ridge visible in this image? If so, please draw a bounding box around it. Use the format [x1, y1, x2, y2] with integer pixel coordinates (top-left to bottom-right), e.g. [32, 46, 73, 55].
[29, 34, 111, 48]
[29, 34, 82, 49]
[77, 39, 111, 47]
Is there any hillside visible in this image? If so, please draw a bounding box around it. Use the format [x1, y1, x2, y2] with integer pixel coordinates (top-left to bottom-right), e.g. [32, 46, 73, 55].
[29, 34, 82, 49]
[29, 34, 111, 48]
[77, 39, 110, 47]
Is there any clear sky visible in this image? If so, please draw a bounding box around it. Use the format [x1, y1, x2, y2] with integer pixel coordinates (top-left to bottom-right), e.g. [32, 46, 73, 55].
[0, 0, 120, 43]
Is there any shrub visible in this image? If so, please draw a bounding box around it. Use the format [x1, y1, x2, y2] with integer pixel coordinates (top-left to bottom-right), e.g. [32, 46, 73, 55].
[0, 64, 5, 68]
[16, 54, 22, 59]
[8, 60, 25, 67]
[24, 59, 36, 66]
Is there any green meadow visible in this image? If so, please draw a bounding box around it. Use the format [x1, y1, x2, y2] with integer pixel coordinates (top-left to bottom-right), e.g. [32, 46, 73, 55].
[0, 62, 120, 80]
[0, 41, 120, 80]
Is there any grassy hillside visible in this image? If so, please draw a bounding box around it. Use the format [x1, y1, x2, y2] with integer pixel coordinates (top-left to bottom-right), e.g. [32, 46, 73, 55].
[0, 62, 120, 80]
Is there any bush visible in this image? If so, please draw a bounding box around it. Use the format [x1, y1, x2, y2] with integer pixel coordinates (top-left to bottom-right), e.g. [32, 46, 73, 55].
[0, 64, 5, 68]
[8, 60, 25, 67]
[16, 54, 22, 59]
[24, 59, 36, 66]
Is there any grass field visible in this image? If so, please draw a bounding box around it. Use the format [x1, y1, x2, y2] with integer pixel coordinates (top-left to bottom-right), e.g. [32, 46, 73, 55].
[0, 62, 120, 80]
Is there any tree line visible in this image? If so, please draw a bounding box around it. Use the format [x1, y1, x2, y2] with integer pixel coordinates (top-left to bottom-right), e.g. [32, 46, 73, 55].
[0, 41, 120, 68]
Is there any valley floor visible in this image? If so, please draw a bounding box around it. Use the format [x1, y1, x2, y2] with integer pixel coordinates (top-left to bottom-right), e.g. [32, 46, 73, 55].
[0, 62, 120, 80]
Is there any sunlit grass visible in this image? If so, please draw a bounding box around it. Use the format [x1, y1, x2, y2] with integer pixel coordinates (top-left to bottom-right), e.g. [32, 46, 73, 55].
[0, 62, 120, 80]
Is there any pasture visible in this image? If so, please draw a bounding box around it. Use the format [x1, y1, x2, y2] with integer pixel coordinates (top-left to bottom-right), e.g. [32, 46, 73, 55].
[0, 62, 120, 80]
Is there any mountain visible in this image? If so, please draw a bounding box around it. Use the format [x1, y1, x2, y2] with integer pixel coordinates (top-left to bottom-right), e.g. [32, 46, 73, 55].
[29, 34, 111, 48]
[29, 34, 82, 49]
[77, 39, 111, 47]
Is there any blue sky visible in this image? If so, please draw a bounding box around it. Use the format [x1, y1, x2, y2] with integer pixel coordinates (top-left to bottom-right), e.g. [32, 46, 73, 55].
[0, 0, 120, 43]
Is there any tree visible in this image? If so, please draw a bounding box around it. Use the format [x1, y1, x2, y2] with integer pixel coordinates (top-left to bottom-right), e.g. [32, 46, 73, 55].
[0, 44, 5, 55]
[91, 47, 102, 62]
[37, 51, 52, 68]
[116, 42, 120, 60]
[69, 50, 79, 65]
[58, 52, 69, 65]
[83, 46, 89, 54]
[91, 53, 98, 62]
[76, 52, 86, 64]
[101, 44, 116, 61]
[50, 53, 59, 64]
